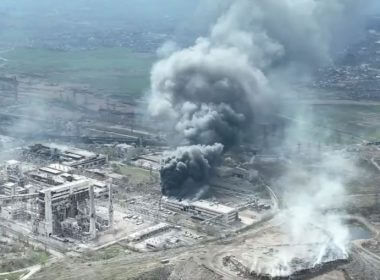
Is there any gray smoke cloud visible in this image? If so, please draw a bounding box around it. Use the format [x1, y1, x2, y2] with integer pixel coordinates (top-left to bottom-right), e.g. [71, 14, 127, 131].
[152, 0, 375, 265]
[258, 151, 357, 276]
[149, 0, 373, 147]
[150, 40, 268, 147]
[160, 143, 223, 198]
[153, 0, 373, 198]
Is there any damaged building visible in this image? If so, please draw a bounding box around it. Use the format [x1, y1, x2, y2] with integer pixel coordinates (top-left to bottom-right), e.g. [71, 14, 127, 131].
[24, 143, 108, 168]
[0, 144, 114, 242]
[36, 180, 96, 238]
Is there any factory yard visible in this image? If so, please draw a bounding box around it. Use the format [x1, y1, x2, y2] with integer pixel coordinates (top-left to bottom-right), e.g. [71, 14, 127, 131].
[1, 56, 380, 279]
[0, 134, 278, 279]
[0, 133, 378, 280]
[1, 2, 380, 279]
[24, 212, 380, 280]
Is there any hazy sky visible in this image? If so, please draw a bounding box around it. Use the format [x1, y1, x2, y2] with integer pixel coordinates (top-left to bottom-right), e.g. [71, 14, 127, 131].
[0, 0, 229, 47]
[0, 0, 213, 27]
[0, 0, 378, 51]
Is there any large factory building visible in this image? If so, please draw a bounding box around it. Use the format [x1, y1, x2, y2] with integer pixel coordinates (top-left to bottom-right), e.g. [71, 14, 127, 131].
[162, 197, 238, 225]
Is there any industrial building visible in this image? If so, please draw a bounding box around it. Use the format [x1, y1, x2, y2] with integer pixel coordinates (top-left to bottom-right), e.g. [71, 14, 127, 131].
[36, 180, 96, 238]
[130, 153, 163, 171]
[0, 144, 114, 242]
[128, 223, 172, 242]
[24, 144, 108, 168]
[161, 197, 238, 225]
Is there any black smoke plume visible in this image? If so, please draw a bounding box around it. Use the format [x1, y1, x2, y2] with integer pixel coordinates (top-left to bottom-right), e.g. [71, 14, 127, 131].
[160, 143, 223, 198]
[149, 42, 267, 148]
[152, 0, 374, 199]
[148, 0, 372, 148]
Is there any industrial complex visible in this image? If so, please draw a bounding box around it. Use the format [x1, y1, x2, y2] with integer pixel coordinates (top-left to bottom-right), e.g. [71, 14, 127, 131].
[1, 1, 380, 280]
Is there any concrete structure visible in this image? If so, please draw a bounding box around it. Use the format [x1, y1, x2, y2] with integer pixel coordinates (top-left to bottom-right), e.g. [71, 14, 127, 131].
[131, 153, 163, 171]
[108, 180, 113, 229]
[4, 160, 25, 188]
[89, 185, 96, 239]
[3, 182, 17, 196]
[0, 144, 118, 242]
[37, 180, 94, 237]
[26, 161, 109, 199]
[128, 223, 171, 242]
[162, 197, 238, 225]
[25, 144, 108, 169]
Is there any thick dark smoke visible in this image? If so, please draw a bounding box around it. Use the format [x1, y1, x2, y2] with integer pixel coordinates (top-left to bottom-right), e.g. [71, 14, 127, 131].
[149, 0, 373, 148]
[152, 0, 374, 199]
[177, 103, 245, 146]
[160, 143, 223, 198]
[150, 42, 268, 147]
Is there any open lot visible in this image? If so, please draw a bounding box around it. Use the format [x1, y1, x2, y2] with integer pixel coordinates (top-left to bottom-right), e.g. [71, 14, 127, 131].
[0, 235, 50, 273]
[0, 47, 156, 98]
[283, 102, 380, 145]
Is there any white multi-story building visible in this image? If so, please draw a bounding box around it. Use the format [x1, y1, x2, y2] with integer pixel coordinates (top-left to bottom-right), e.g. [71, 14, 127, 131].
[162, 197, 238, 225]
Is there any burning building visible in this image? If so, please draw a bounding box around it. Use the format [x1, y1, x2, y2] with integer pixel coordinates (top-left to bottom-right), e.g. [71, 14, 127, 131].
[159, 144, 224, 199]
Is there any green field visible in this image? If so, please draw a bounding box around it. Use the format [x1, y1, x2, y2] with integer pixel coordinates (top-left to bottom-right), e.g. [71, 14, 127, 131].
[0, 248, 49, 273]
[284, 103, 380, 144]
[82, 245, 130, 262]
[1, 47, 156, 97]
[0, 271, 26, 280]
[311, 104, 380, 142]
[2, 47, 380, 143]
[114, 164, 155, 185]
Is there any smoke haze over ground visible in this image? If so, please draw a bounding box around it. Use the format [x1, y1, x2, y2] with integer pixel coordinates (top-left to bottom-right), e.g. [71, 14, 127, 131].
[267, 151, 358, 274]
[152, 0, 377, 271]
[153, 0, 374, 198]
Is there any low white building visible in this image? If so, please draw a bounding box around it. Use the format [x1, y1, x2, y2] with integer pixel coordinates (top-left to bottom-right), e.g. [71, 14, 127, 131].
[162, 197, 238, 225]
[128, 223, 171, 242]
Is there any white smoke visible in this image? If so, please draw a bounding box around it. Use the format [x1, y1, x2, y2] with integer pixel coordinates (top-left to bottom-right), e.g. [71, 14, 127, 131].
[156, 41, 179, 58]
[149, 0, 373, 273]
[148, 0, 373, 146]
[263, 151, 357, 275]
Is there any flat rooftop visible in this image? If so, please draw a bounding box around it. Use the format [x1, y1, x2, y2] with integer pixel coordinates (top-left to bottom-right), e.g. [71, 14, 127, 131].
[191, 200, 236, 215]
[48, 163, 73, 173]
[39, 179, 90, 194]
[43, 143, 97, 158]
[6, 160, 19, 165]
[163, 197, 236, 215]
[39, 167, 62, 175]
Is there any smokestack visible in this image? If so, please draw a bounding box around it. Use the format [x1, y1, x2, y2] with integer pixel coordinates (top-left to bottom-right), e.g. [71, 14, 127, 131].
[108, 179, 114, 229]
[44, 190, 53, 237]
[89, 185, 96, 239]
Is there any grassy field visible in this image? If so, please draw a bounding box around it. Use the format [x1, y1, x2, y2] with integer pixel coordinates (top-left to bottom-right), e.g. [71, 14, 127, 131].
[0, 241, 50, 273]
[114, 164, 155, 185]
[312, 104, 380, 142]
[82, 245, 130, 262]
[0, 250, 49, 273]
[2, 47, 380, 143]
[286, 103, 380, 144]
[0, 271, 26, 280]
[1, 47, 156, 97]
